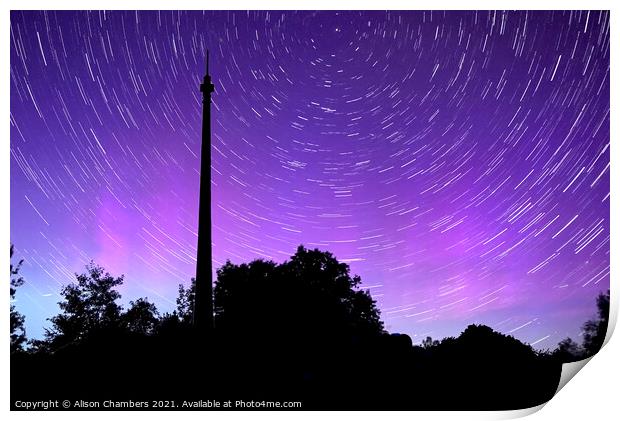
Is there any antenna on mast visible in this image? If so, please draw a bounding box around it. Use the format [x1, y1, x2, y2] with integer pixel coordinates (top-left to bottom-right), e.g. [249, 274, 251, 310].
[205, 49, 209, 74]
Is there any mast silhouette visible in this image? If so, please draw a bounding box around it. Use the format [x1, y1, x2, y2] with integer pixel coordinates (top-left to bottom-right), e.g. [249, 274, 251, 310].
[194, 51, 215, 329]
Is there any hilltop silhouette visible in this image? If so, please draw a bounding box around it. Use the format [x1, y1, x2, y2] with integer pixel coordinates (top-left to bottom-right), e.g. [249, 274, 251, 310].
[10, 244, 609, 410]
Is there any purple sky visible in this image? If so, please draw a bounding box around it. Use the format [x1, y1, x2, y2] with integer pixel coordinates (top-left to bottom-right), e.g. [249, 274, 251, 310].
[10, 10, 609, 349]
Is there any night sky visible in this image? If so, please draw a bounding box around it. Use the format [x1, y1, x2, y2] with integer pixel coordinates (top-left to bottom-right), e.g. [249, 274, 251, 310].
[10, 10, 609, 348]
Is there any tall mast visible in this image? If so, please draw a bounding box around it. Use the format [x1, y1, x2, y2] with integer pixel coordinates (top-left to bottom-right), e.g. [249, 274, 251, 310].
[194, 50, 215, 329]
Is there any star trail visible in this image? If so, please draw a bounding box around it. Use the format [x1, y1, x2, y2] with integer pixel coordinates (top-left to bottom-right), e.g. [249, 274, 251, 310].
[10, 10, 609, 348]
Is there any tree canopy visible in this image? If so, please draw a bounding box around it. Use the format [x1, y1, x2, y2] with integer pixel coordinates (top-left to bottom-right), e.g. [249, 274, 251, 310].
[43, 262, 157, 350]
[553, 337, 583, 362]
[45, 262, 124, 349]
[582, 289, 610, 356]
[214, 245, 384, 341]
[121, 298, 159, 335]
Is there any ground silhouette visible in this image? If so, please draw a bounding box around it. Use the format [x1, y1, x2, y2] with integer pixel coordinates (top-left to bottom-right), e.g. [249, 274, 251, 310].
[10, 245, 608, 410]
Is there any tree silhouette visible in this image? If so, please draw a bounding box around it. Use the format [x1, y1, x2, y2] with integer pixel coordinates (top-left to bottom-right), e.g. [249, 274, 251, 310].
[121, 298, 159, 335]
[553, 337, 583, 362]
[546, 290, 611, 363]
[214, 245, 384, 341]
[451, 324, 537, 357]
[422, 336, 439, 349]
[176, 279, 195, 324]
[156, 279, 195, 334]
[45, 262, 124, 349]
[9, 248, 567, 410]
[10, 245, 27, 353]
[582, 289, 610, 356]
